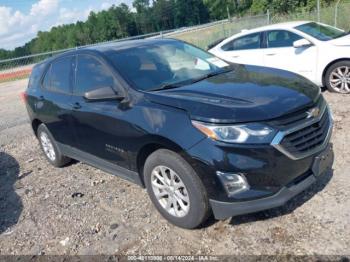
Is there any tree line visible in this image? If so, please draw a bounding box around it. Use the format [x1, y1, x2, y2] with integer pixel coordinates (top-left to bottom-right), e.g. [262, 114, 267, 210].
[0, 0, 337, 60]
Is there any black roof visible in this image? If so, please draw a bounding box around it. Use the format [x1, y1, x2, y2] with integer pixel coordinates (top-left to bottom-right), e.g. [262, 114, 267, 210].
[85, 38, 177, 52]
[38, 38, 179, 65]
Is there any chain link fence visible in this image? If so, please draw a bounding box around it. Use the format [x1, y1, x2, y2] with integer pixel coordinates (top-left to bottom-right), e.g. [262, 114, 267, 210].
[1, 2, 350, 84]
[0, 50, 70, 83]
[169, 14, 269, 50]
[271, 2, 350, 30]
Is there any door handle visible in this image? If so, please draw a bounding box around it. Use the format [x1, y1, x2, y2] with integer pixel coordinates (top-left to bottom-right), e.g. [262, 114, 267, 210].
[38, 95, 44, 101]
[72, 102, 82, 110]
[232, 55, 240, 58]
[266, 53, 276, 56]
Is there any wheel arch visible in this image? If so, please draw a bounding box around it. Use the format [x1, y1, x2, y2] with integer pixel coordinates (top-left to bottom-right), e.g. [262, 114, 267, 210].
[135, 137, 190, 187]
[31, 119, 43, 137]
[322, 58, 350, 86]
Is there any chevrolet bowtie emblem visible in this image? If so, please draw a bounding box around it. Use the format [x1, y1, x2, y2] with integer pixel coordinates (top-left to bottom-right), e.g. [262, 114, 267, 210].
[306, 107, 320, 119]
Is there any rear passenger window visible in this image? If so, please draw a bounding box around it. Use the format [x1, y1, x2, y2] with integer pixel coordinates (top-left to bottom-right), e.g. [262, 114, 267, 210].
[74, 55, 117, 96]
[42, 56, 72, 94]
[42, 65, 51, 90]
[222, 33, 261, 51]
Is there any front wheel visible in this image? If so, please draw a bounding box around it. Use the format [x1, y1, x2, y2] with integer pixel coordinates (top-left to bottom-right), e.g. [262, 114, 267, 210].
[325, 61, 350, 94]
[144, 149, 210, 229]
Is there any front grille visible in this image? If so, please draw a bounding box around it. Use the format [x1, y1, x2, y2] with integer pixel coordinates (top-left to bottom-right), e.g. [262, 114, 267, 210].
[271, 98, 333, 160]
[280, 109, 330, 156]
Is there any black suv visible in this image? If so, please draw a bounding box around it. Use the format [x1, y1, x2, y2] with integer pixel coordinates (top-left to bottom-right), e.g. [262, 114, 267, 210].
[23, 39, 334, 229]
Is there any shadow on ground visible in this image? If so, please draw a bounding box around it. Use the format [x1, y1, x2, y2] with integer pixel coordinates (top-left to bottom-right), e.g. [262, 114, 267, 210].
[228, 169, 334, 226]
[0, 151, 22, 234]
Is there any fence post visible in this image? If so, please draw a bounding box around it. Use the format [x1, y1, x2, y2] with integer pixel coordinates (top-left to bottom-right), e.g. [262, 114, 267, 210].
[317, 0, 320, 22]
[222, 20, 225, 37]
[334, 0, 341, 27]
[267, 9, 270, 24]
[227, 5, 231, 22]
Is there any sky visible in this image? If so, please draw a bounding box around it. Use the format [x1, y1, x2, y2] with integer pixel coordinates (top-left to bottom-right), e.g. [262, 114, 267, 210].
[0, 0, 134, 50]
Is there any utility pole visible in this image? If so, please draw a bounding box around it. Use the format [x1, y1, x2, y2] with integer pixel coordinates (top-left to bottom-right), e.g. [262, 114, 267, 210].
[317, 0, 320, 22]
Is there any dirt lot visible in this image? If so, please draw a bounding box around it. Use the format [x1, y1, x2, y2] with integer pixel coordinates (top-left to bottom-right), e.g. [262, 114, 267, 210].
[0, 79, 349, 256]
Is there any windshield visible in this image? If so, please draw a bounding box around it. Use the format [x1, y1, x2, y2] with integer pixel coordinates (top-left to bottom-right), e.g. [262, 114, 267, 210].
[295, 22, 346, 41]
[108, 41, 230, 91]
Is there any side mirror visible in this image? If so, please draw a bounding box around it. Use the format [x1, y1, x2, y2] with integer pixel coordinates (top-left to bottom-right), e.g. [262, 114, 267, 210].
[293, 39, 312, 48]
[84, 86, 123, 101]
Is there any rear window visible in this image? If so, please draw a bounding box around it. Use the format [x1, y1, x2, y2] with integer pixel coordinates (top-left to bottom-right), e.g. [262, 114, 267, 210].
[28, 63, 46, 89]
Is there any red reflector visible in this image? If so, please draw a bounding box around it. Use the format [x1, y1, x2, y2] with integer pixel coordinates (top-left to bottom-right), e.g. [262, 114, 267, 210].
[20, 92, 28, 103]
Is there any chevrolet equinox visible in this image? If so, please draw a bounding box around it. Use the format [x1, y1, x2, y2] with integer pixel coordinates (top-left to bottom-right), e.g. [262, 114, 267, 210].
[23, 39, 334, 229]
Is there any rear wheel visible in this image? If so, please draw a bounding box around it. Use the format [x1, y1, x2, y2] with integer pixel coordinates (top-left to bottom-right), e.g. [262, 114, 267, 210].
[37, 124, 71, 167]
[325, 61, 350, 94]
[144, 149, 210, 229]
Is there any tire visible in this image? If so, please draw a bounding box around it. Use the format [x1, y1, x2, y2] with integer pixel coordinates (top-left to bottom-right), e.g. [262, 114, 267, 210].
[37, 124, 71, 167]
[325, 61, 350, 94]
[144, 149, 210, 229]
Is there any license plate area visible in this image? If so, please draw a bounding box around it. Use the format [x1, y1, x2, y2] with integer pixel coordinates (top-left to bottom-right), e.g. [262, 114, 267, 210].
[312, 144, 334, 177]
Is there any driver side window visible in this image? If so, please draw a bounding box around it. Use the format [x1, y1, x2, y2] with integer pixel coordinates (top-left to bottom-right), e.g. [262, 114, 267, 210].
[267, 30, 302, 48]
[74, 55, 118, 96]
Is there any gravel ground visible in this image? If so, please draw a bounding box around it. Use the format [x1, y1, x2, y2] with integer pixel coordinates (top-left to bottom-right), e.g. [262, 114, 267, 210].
[0, 79, 349, 256]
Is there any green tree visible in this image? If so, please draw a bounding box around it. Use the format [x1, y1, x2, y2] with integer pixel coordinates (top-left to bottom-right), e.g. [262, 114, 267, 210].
[174, 0, 209, 27]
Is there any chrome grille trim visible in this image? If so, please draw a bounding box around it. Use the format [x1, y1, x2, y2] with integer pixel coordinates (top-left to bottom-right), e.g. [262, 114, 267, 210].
[271, 104, 333, 160]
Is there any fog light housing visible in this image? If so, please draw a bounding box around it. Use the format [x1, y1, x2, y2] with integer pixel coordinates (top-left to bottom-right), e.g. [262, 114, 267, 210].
[216, 172, 250, 197]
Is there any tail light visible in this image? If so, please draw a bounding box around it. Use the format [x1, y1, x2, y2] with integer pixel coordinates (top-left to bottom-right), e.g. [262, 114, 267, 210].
[20, 91, 28, 103]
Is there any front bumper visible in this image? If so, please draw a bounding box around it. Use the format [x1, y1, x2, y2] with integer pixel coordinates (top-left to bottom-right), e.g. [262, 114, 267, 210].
[211, 172, 315, 219]
[209, 145, 334, 219]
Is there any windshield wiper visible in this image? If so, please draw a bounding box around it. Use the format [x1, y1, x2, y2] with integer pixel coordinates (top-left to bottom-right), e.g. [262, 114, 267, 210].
[149, 82, 184, 92]
[149, 68, 233, 92]
[190, 68, 233, 84]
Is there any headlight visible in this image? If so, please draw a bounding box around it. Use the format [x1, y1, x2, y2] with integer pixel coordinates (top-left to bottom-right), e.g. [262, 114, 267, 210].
[192, 121, 277, 144]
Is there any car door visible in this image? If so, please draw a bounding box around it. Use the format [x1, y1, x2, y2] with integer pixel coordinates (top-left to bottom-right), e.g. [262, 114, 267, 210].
[37, 56, 76, 146]
[263, 30, 318, 82]
[70, 53, 131, 169]
[214, 32, 264, 66]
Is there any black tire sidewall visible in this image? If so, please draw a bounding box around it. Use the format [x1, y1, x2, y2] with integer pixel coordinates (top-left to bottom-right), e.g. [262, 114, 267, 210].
[144, 149, 210, 229]
[325, 61, 350, 93]
[37, 124, 70, 167]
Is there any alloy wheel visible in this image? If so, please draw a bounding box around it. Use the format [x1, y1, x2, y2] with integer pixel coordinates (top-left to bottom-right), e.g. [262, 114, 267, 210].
[40, 132, 56, 161]
[151, 165, 190, 217]
[329, 66, 350, 93]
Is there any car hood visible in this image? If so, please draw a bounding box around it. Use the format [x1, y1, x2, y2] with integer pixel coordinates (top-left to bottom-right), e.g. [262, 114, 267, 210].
[145, 65, 320, 123]
[329, 34, 350, 46]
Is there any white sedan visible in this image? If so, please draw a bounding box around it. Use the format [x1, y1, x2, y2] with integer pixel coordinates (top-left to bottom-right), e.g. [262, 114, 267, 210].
[209, 21, 350, 93]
